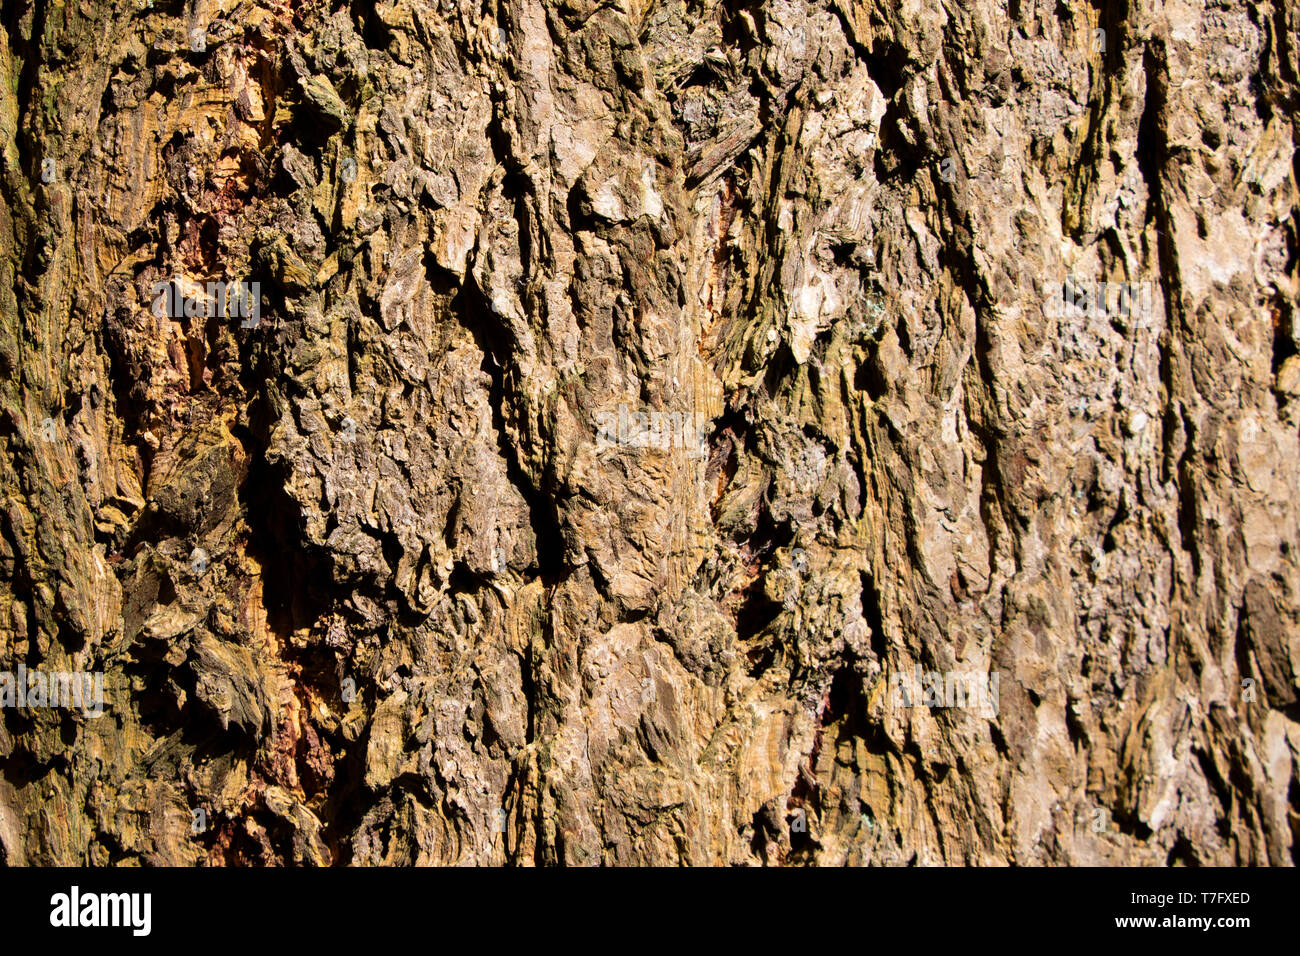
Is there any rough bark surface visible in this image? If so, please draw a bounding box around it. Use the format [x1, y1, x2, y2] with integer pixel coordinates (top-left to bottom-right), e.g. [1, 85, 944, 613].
[1, 0, 1298, 866]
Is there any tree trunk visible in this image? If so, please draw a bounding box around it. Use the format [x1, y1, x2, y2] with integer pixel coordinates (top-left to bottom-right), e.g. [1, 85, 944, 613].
[0, 0, 1297, 865]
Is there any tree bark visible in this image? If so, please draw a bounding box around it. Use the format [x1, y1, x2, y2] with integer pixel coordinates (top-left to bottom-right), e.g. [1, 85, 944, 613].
[0, 0, 1297, 865]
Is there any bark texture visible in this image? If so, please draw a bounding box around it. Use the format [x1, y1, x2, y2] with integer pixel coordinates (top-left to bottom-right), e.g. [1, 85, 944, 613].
[1, 0, 1298, 865]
